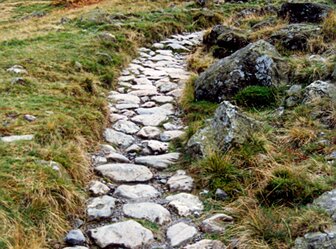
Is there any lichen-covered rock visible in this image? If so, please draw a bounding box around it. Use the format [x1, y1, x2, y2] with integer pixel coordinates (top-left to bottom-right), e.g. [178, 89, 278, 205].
[278, 3, 332, 23]
[269, 24, 322, 51]
[303, 80, 336, 103]
[293, 227, 336, 249]
[187, 101, 257, 156]
[195, 40, 285, 102]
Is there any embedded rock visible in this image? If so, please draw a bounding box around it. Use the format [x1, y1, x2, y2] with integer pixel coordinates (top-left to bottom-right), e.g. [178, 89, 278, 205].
[65, 229, 86, 246]
[1, 135, 34, 143]
[123, 202, 171, 224]
[87, 195, 116, 220]
[195, 40, 285, 102]
[269, 24, 322, 51]
[166, 193, 204, 216]
[88, 180, 110, 196]
[187, 101, 257, 156]
[200, 214, 234, 233]
[303, 80, 336, 103]
[314, 189, 336, 220]
[89, 220, 154, 248]
[293, 227, 336, 249]
[184, 240, 226, 249]
[160, 130, 185, 142]
[137, 126, 161, 139]
[145, 140, 169, 153]
[114, 184, 160, 200]
[95, 164, 153, 183]
[112, 120, 140, 134]
[167, 170, 194, 192]
[131, 114, 168, 126]
[134, 153, 180, 169]
[167, 222, 198, 247]
[104, 129, 135, 148]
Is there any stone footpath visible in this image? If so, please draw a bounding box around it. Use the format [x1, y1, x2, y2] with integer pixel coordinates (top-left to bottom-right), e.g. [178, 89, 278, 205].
[63, 32, 227, 249]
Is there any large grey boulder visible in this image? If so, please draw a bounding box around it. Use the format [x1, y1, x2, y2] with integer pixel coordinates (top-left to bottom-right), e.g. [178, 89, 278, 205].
[194, 40, 285, 102]
[187, 101, 257, 157]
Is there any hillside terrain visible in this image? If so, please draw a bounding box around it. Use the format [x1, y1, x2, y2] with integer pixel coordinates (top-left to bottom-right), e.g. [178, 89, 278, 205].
[0, 0, 335, 249]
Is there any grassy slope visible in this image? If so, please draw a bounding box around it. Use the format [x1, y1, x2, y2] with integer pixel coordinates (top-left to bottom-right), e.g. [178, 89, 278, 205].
[181, 2, 336, 248]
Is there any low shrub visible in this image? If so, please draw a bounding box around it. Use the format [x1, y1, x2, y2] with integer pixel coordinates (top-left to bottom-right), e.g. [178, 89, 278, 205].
[234, 86, 277, 108]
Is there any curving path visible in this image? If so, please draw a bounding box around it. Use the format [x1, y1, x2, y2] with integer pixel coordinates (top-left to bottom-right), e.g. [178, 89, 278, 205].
[64, 32, 227, 249]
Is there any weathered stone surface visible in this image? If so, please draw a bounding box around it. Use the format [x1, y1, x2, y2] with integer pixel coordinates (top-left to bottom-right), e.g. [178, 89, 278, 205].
[269, 24, 322, 51]
[104, 129, 135, 148]
[106, 152, 130, 163]
[65, 229, 86, 246]
[167, 222, 198, 247]
[145, 140, 169, 153]
[88, 180, 110, 196]
[167, 170, 194, 192]
[123, 202, 171, 224]
[136, 103, 174, 116]
[95, 164, 153, 183]
[184, 240, 226, 249]
[134, 153, 180, 169]
[63, 247, 88, 249]
[204, 25, 249, 58]
[1, 135, 34, 143]
[89, 220, 154, 248]
[87, 195, 116, 220]
[303, 80, 336, 103]
[112, 120, 140, 134]
[108, 93, 140, 104]
[166, 193, 204, 216]
[110, 113, 127, 122]
[278, 2, 332, 23]
[131, 114, 168, 126]
[7, 65, 28, 74]
[160, 130, 185, 142]
[151, 95, 174, 103]
[201, 214, 234, 233]
[293, 226, 336, 249]
[314, 189, 336, 220]
[187, 101, 257, 156]
[194, 40, 285, 102]
[137, 126, 161, 139]
[114, 184, 160, 200]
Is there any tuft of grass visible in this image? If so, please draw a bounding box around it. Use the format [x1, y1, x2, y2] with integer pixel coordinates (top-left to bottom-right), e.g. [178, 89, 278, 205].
[257, 168, 327, 206]
[322, 12, 336, 41]
[234, 86, 278, 109]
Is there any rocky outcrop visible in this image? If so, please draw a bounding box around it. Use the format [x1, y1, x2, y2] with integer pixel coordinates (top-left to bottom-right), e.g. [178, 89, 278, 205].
[203, 25, 249, 58]
[269, 24, 322, 51]
[187, 101, 258, 157]
[194, 40, 286, 102]
[278, 3, 332, 23]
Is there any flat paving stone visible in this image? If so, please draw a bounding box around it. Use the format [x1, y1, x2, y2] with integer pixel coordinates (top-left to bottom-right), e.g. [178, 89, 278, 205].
[1, 135, 34, 142]
[89, 220, 154, 249]
[166, 193, 204, 216]
[123, 202, 171, 224]
[167, 222, 198, 247]
[95, 164, 153, 183]
[167, 170, 194, 192]
[131, 114, 168, 126]
[160, 130, 186, 141]
[108, 93, 140, 104]
[134, 153, 180, 169]
[112, 120, 140, 135]
[88, 180, 110, 196]
[87, 195, 116, 220]
[114, 184, 160, 200]
[104, 129, 135, 148]
[137, 126, 161, 139]
[184, 239, 226, 249]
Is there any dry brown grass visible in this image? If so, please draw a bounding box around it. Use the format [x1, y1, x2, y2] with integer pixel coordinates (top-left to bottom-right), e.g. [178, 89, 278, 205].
[52, 0, 103, 7]
[187, 47, 215, 74]
[322, 11, 336, 41]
